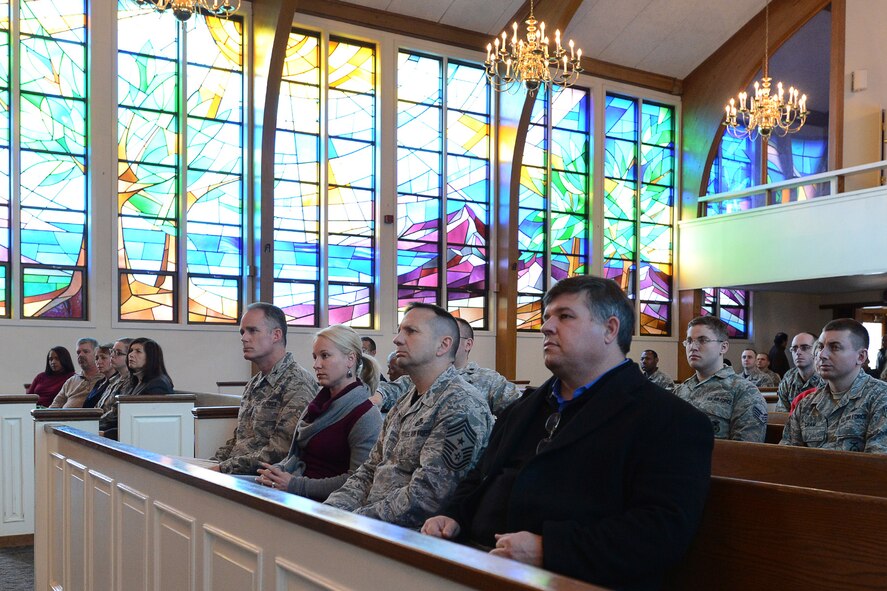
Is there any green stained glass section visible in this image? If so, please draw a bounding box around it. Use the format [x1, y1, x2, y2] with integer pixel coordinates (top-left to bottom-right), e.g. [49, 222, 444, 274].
[19, 0, 87, 319]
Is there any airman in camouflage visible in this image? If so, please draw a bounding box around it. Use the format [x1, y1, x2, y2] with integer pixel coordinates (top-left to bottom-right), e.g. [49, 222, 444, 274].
[210, 303, 318, 474]
[677, 316, 768, 442]
[781, 319, 887, 453]
[756, 353, 782, 384]
[640, 349, 675, 391]
[739, 349, 779, 388]
[776, 367, 824, 412]
[325, 304, 493, 528]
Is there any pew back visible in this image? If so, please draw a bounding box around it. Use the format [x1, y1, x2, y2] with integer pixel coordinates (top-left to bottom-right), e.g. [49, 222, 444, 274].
[117, 394, 196, 457]
[712, 438, 887, 497]
[666, 476, 887, 590]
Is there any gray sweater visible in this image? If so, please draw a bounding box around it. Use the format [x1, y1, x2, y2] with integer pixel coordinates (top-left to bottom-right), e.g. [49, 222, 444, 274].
[274, 382, 382, 501]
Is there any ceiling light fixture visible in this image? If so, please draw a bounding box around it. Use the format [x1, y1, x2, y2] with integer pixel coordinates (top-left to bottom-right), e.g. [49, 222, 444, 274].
[484, 0, 583, 94]
[134, 0, 240, 22]
[724, 1, 808, 140]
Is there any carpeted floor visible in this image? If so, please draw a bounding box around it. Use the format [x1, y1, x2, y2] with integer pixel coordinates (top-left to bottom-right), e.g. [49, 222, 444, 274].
[0, 545, 34, 591]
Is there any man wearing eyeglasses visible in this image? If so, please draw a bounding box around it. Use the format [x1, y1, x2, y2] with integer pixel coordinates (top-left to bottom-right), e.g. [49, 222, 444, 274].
[674, 316, 768, 442]
[781, 319, 887, 453]
[421, 276, 713, 590]
[775, 332, 823, 412]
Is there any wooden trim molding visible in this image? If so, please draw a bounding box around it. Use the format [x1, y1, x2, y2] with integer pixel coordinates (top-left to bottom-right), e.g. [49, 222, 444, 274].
[0, 395, 38, 404]
[115, 394, 197, 403]
[31, 408, 103, 421]
[192, 406, 240, 419]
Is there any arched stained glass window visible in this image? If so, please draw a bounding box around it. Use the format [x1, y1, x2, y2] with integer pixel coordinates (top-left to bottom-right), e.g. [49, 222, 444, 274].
[0, 0, 88, 319]
[604, 93, 675, 336]
[516, 86, 591, 331]
[396, 51, 491, 327]
[274, 30, 376, 328]
[701, 287, 749, 339]
[117, 4, 244, 323]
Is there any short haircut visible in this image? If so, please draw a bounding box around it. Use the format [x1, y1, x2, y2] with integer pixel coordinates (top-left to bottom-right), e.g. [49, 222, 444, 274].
[641, 349, 658, 358]
[687, 315, 729, 342]
[77, 337, 98, 350]
[454, 317, 474, 340]
[742, 348, 757, 355]
[822, 318, 869, 350]
[246, 302, 288, 346]
[360, 336, 377, 353]
[403, 302, 460, 359]
[543, 275, 634, 354]
[46, 346, 75, 375]
[774, 332, 789, 345]
[128, 337, 173, 388]
[794, 332, 818, 342]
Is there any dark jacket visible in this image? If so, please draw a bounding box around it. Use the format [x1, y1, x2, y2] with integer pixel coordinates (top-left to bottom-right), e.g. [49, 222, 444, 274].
[444, 362, 713, 590]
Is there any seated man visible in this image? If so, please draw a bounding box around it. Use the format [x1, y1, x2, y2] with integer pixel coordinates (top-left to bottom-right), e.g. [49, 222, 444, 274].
[49, 338, 102, 408]
[674, 317, 768, 441]
[739, 348, 778, 388]
[386, 351, 406, 382]
[775, 332, 823, 411]
[640, 349, 674, 390]
[324, 303, 493, 528]
[376, 317, 520, 416]
[755, 353, 782, 385]
[781, 319, 887, 453]
[421, 276, 713, 589]
[361, 336, 387, 382]
[209, 302, 317, 474]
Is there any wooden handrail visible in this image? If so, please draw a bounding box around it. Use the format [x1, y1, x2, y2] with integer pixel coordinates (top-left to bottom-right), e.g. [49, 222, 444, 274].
[115, 394, 197, 403]
[31, 408, 102, 421]
[1, 395, 38, 404]
[192, 406, 240, 419]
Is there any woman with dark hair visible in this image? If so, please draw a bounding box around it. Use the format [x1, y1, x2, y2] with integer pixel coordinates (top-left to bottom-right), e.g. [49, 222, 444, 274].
[255, 324, 382, 501]
[127, 338, 174, 396]
[28, 346, 76, 407]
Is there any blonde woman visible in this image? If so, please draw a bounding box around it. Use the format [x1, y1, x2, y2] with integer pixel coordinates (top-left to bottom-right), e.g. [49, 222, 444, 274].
[256, 325, 383, 501]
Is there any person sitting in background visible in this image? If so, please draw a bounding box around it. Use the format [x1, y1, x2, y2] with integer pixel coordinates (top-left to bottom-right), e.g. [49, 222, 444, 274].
[755, 353, 782, 385]
[781, 319, 887, 453]
[127, 338, 174, 396]
[674, 317, 767, 442]
[361, 336, 387, 382]
[83, 344, 119, 408]
[640, 349, 675, 390]
[776, 332, 823, 412]
[768, 332, 790, 378]
[739, 348, 778, 388]
[375, 317, 520, 417]
[28, 346, 75, 407]
[255, 325, 383, 501]
[49, 338, 102, 408]
[95, 339, 134, 431]
[386, 351, 406, 382]
[209, 302, 317, 474]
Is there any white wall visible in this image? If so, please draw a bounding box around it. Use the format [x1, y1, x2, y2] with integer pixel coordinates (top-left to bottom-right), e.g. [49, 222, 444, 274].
[844, 0, 887, 190]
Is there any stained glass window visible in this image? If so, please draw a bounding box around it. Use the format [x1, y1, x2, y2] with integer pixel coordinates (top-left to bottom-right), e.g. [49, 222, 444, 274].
[396, 51, 490, 327]
[706, 129, 762, 214]
[700, 287, 749, 339]
[117, 5, 244, 323]
[604, 93, 675, 335]
[516, 86, 591, 330]
[0, 0, 9, 317]
[274, 30, 376, 328]
[14, 0, 88, 319]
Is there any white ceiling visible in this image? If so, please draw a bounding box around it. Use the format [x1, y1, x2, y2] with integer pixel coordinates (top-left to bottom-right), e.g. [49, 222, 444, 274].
[338, 0, 768, 79]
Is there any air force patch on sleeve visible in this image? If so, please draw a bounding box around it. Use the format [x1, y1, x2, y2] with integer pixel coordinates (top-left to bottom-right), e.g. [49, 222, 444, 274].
[442, 418, 477, 471]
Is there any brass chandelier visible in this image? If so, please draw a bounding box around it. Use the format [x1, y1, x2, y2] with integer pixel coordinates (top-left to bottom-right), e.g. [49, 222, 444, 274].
[134, 0, 240, 21]
[484, 0, 583, 94]
[724, 1, 808, 140]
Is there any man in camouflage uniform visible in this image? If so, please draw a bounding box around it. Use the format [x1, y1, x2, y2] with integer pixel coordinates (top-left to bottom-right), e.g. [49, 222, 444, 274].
[209, 302, 317, 474]
[640, 349, 675, 390]
[739, 348, 779, 388]
[376, 317, 520, 417]
[675, 317, 767, 441]
[775, 332, 823, 412]
[781, 319, 887, 453]
[325, 303, 493, 528]
[755, 353, 782, 385]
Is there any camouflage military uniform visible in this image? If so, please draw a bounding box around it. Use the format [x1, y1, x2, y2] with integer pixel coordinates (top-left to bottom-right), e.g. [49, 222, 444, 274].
[780, 370, 887, 453]
[325, 365, 493, 528]
[211, 352, 317, 474]
[775, 367, 824, 412]
[674, 365, 768, 442]
[644, 368, 675, 391]
[739, 367, 779, 389]
[377, 362, 520, 416]
[762, 367, 781, 384]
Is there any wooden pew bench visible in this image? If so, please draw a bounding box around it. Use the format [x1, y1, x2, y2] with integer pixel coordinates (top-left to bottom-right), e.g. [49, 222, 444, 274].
[35, 424, 603, 591]
[765, 410, 788, 444]
[711, 438, 887, 497]
[665, 476, 887, 590]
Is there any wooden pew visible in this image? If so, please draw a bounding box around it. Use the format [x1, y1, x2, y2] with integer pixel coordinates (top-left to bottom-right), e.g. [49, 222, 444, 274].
[665, 476, 887, 590]
[760, 386, 778, 412]
[765, 410, 788, 444]
[117, 393, 197, 457]
[35, 424, 603, 591]
[192, 405, 239, 459]
[712, 438, 887, 498]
